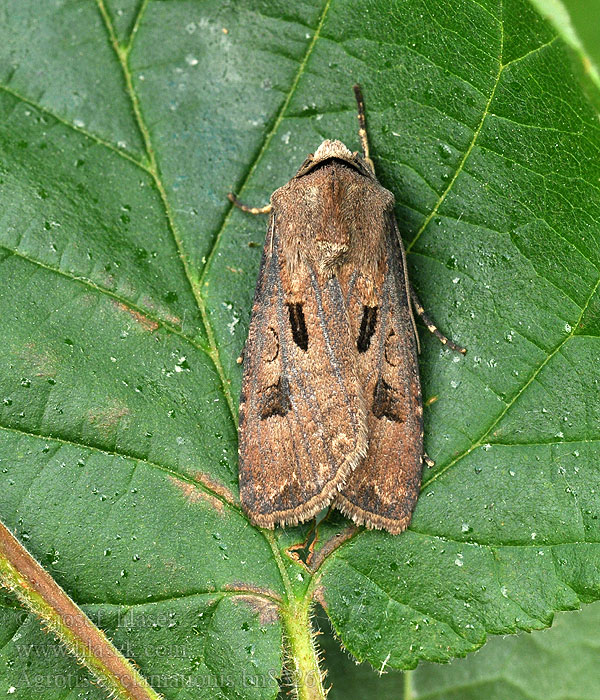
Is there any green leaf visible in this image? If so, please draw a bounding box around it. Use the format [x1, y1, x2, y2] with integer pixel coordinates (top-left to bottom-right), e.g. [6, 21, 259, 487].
[0, 0, 598, 696]
[320, 601, 600, 699]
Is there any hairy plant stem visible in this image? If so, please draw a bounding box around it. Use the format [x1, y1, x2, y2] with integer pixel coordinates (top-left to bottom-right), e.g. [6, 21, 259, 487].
[0, 520, 162, 700]
[281, 598, 326, 700]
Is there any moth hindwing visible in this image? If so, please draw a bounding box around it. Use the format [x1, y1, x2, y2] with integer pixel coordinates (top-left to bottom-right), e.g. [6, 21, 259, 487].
[233, 85, 465, 533]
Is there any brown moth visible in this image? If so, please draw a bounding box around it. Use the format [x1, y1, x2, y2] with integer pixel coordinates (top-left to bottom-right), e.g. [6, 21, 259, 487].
[230, 86, 465, 534]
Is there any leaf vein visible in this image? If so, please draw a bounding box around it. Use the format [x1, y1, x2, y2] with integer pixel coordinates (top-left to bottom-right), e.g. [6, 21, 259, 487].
[198, 0, 334, 294]
[126, 0, 150, 51]
[0, 423, 242, 519]
[0, 82, 148, 171]
[340, 559, 475, 643]
[422, 272, 600, 490]
[0, 245, 205, 350]
[501, 36, 557, 69]
[94, 0, 238, 425]
[406, 15, 504, 254]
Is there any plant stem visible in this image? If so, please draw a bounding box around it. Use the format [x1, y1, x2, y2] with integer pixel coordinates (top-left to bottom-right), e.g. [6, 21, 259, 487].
[281, 598, 327, 700]
[0, 520, 162, 700]
[403, 669, 414, 700]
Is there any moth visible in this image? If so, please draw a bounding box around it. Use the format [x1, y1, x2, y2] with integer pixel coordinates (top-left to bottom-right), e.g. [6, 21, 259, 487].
[230, 86, 465, 534]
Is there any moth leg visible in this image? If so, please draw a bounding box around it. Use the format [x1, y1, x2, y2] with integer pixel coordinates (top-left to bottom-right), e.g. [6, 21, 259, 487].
[227, 192, 272, 215]
[352, 84, 375, 174]
[410, 287, 467, 354]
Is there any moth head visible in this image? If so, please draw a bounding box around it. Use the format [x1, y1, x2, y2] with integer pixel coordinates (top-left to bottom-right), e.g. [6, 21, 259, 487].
[313, 139, 353, 162]
[295, 139, 374, 179]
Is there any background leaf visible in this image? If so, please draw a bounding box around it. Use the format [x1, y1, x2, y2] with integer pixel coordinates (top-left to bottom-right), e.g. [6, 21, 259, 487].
[0, 0, 599, 696]
[528, 0, 600, 99]
[320, 601, 600, 699]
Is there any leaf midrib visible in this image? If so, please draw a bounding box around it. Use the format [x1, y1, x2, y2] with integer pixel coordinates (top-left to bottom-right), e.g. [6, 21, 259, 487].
[1, 0, 335, 607]
[93, 0, 305, 610]
[102, 0, 596, 585]
[95, 0, 238, 422]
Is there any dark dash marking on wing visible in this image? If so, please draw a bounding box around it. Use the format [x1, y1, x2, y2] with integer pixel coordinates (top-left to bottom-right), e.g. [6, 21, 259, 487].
[287, 303, 308, 350]
[357, 305, 378, 353]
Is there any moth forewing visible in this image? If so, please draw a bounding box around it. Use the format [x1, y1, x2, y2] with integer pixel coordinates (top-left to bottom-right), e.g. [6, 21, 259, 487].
[334, 211, 423, 534]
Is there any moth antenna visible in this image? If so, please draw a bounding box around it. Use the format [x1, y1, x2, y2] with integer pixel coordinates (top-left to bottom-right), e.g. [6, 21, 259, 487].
[227, 192, 272, 215]
[353, 84, 375, 174]
[410, 287, 467, 355]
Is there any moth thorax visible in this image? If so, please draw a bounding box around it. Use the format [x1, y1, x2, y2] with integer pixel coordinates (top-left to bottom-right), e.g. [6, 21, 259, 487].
[314, 239, 349, 272]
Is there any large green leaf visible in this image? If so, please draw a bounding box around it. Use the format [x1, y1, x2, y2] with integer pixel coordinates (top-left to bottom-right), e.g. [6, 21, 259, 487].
[0, 0, 598, 697]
